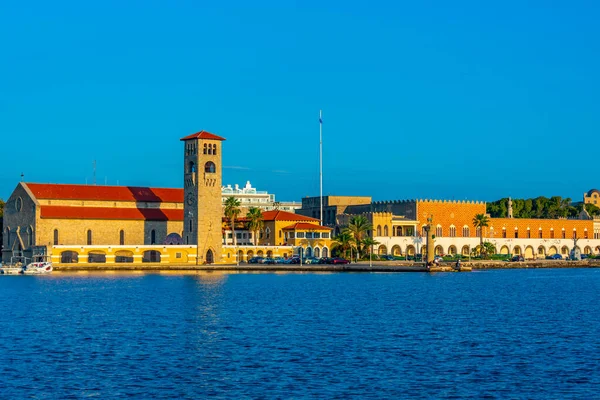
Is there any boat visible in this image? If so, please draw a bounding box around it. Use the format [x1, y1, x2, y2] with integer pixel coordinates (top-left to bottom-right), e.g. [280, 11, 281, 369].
[22, 255, 53, 274]
[0, 256, 25, 275]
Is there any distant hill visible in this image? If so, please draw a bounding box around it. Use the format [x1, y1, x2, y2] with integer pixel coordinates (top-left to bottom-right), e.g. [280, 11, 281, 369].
[486, 196, 600, 219]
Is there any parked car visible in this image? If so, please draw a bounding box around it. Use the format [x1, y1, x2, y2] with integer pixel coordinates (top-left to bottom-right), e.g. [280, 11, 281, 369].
[546, 254, 563, 260]
[260, 257, 276, 265]
[511, 255, 524, 262]
[303, 257, 320, 264]
[273, 257, 285, 264]
[248, 257, 264, 264]
[330, 257, 350, 265]
[318, 257, 333, 264]
[580, 254, 589, 259]
[380, 255, 395, 261]
[284, 257, 300, 264]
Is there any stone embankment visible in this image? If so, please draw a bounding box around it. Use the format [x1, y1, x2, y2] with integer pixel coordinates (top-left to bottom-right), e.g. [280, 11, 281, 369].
[50, 259, 599, 273]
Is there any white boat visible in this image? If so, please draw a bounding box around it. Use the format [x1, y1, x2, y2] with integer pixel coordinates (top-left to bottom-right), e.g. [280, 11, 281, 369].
[22, 257, 53, 274]
[0, 257, 25, 275]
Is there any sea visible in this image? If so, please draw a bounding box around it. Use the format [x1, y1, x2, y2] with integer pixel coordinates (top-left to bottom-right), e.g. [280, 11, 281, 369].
[0, 268, 598, 399]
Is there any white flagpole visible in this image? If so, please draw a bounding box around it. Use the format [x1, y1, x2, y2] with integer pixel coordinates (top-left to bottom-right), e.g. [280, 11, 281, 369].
[319, 110, 323, 226]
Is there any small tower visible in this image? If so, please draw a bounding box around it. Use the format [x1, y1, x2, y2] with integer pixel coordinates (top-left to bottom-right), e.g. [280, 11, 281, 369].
[181, 130, 226, 264]
[507, 197, 513, 219]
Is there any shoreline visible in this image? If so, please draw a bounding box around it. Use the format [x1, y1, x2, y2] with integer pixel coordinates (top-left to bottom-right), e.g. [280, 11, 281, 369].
[44, 260, 600, 273]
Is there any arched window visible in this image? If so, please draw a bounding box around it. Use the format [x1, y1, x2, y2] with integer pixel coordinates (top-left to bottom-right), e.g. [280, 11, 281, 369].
[203, 144, 207, 154]
[151, 229, 156, 245]
[462, 226, 470, 237]
[526, 228, 530, 238]
[314, 247, 320, 257]
[212, 144, 217, 156]
[449, 226, 456, 237]
[53, 229, 59, 246]
[514, 228, 519, 238]
[502, 228, 507, 238]
[119, 230, 125, 245]
[188, 161, 196, 173]
[476, 227, 481, 237]
[27, 227, 33, 247]
[204, 161, 216, 173]
[87, 229, 93, 245]
[384, 226, 389, 236]
[376, 225, 382, 236]
[436, 225, 442, 237]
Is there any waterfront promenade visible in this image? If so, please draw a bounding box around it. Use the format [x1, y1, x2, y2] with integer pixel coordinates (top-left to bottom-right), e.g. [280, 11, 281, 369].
[48, 259, 600, 273]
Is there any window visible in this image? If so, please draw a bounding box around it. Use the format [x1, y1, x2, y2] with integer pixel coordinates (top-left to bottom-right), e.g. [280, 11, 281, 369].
[550, 229, 554, 239]
[562, 230, 566, 239]
[15, 197, 22, 212]
[476, 227, 481, 238]
[322, 232, 329, 239]
[120, 230, 125, 245]
[212, 144, 217, 156]
[279, 230, 282, 238]
[203, 144, 207, 154]
[296, 232, 305, 238]
[189, 220, 193, 232]
[462, 226, 470, 237]
[449, 226, 456, 237]
[87, 230, 93, 245]
[236, 233, 241, 239]
[188, 161, 196, 173]
[266, 228, 270, 239]
[514, 229, 518, 239]
[436, 225, 442, 237]
[314, 232, 321, 239]
[306, 232, 313, 239]
[526, 229, 531, 238]
[572, 230, 577, 239]
[502, 228, 506, 238]
[384, 226, 388, 236]
[377, 225, 382, 236]
[584, 230, 588, 239]
[204, 161, 216, 173]
[54, 229, 59, 246]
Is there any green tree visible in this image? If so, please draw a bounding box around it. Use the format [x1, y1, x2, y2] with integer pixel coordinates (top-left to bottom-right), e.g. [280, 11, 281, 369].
[345, 215, 372, 258]
[246, 207, 264, 246]
[224, 196, 241, 246]
[584, 203, 600, 217]
[331, 232, 355, 259]
[472, 213, 490, 247]
[361, 237, 380, 257]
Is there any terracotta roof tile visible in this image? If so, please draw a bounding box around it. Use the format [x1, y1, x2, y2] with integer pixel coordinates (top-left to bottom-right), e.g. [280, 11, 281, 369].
[261, 210, 318, 222]
[180, 130, 226, 141]
[282, 222, 332, 231]
[40, 206, 183, 221]
[26, 183, 183, 203]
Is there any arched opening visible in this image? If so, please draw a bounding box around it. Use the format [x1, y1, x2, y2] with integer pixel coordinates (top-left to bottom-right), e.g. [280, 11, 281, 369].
[143, 250, 161, 263]
[164, 233, 183, 245]
[500, 245, 509, 255]
[88, 251, 106, 263]
[513, 246, 521, 255]
[266, 250, 273, 258]
[406, 245, 416, 256]
[462, 226, 470, 237]
[378, 245, 387, 255]
[434, 245, 444, 256]
[436, 225, 442, 237]
[448, 245, 457, 256]
[537, 246, 546, 256]
[150, 229, 156, 245]
[212, 144, 217, 156]
[461, 245, 470, 256]
[596, 246, 600, 254]
[115, 250, 134, 263]
[314, 247, 320, 257]
[247, 250, 254, 259]
[391, 245, 402, 256]
[561, 246, 569, 255]
[376, 225, 382, 236]
[384, 226, 389, 236]
[306, 247, 313, 257]
[524, 246, 534, 259]
[237, 250, 244, 262]
[396, 227, 403, 236]
[206, 249, 214, 264]
[257, 250, 264, 257]
[584, 246, 592, 255]
[87, 229, 93, 245]
[297, 247, 304, 258]
[53, 229, 59, 246]
[60, 251, 78, 264]
[27, 227, 33, 247]
[188, 161, 196, 173]
[204, 161, 216, 173]
[549, 246, 558, 255]
[119, 230, 125, 245]
[322, 247, 329, 257]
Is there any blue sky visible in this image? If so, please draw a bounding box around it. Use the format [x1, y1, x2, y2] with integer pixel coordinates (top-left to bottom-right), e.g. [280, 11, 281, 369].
[1, 1, 599, 203]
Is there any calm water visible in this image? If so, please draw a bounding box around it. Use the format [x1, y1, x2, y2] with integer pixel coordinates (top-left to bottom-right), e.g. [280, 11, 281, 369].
[0, 269, 599, 399]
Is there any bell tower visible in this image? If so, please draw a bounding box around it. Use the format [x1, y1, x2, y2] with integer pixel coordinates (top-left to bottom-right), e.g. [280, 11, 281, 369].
[181, 130, 225, 264]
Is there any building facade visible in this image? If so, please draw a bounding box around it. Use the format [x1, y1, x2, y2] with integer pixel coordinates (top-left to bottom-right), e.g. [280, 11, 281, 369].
[221, 181, 301, 213]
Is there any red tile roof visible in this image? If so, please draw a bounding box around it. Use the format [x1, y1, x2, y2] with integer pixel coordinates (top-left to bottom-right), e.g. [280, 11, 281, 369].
[282, 222, 332, 231]
[25, 183, 183, 203]
[261, 210, 318, 222]
[40, 206, 183, 221]
[180, 130, 226, 141]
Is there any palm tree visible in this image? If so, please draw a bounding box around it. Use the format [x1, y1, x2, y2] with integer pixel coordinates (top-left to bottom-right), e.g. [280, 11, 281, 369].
[246, 207, 264, 246]
[345, 215, 372, 258]
[362, 237, 380, 257]
[472, 213, 490, 248]
[224, 196, 241, 246]
[331, 232, 356, 259]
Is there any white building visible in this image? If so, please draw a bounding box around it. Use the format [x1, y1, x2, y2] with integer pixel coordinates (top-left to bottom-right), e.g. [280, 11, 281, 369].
[221, 181, 301, 212]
